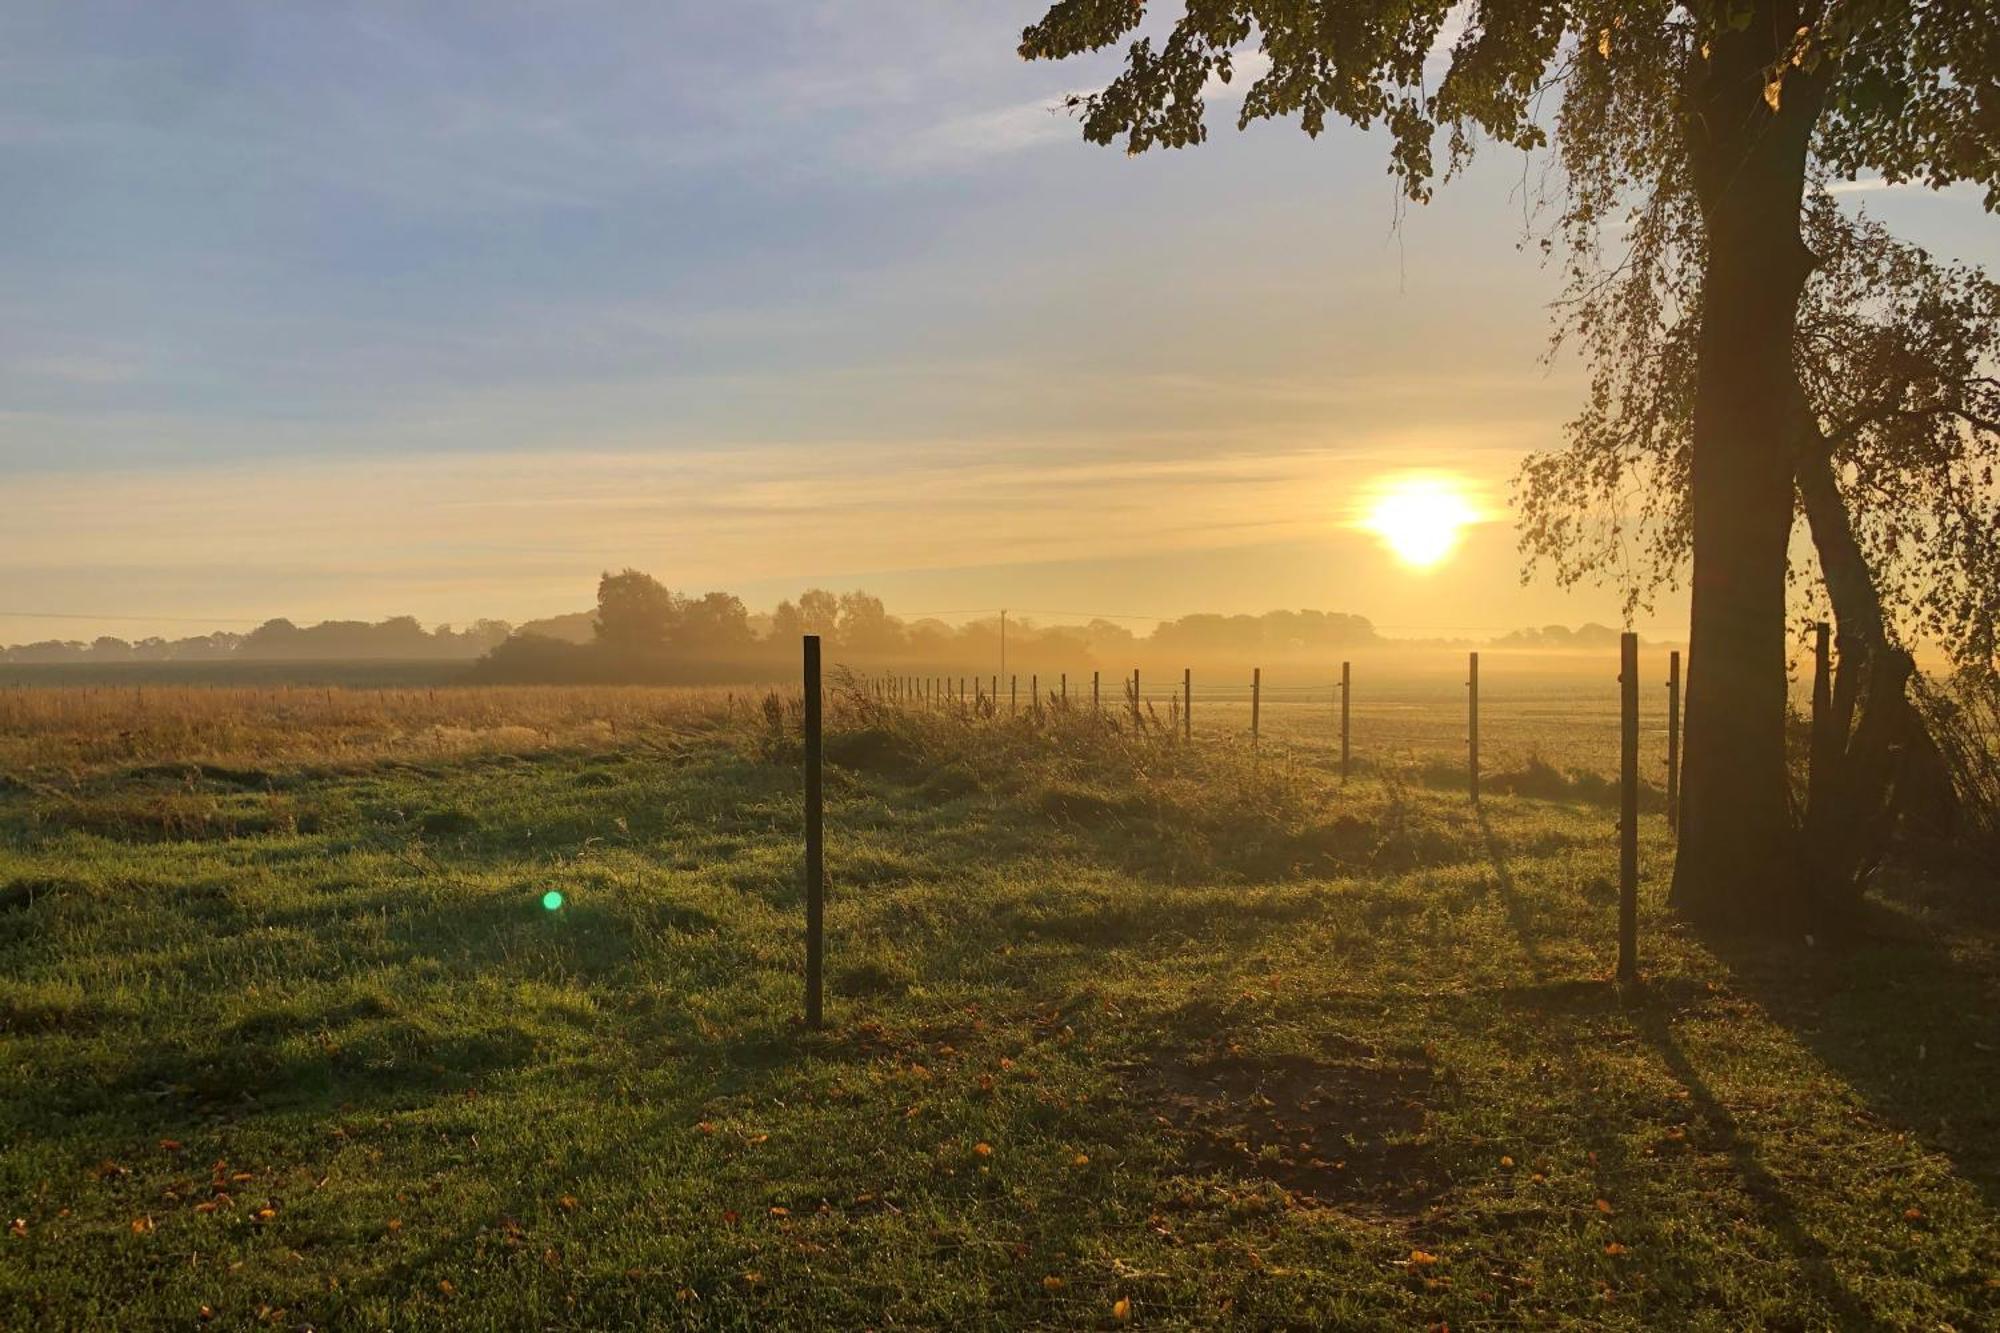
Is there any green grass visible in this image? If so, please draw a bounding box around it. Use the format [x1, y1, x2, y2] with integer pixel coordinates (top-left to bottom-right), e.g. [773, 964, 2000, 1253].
[0, 684, 1995, 1329]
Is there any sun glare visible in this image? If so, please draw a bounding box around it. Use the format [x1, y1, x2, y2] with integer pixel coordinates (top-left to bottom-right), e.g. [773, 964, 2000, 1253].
[1362, 474, 1481, 570]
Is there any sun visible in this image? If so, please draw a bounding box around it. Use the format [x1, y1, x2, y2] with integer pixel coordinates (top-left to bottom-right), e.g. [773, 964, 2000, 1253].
[1361, 473, 1481, 570]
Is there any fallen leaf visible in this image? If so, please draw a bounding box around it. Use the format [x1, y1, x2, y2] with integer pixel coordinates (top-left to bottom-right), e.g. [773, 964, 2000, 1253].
[437, 1279, 455, 1296]
[159, 1139, 184, 1153]
[1042, 1275, 1065, 1291]
[769, 1206, 789, 1218]
[1499, 1156, 1515, 1169]
[8, 1219, 24, 1237]
[1409, 1249, 1440, 1266]
[1113, 1295, 1132, 1322]
[974, 1142, 993, 1158]
[1073, 1153, 1090, 1167]
[1595, 1199, 1613, 1215]
[130, 1216, 155, 1234]
[1605, 1242, 1628, 1255]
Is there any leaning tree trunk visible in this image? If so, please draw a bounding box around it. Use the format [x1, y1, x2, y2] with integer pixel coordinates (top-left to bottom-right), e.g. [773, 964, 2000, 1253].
[1792, 395, 1956, 920]
[1668, 6, 1825, 935]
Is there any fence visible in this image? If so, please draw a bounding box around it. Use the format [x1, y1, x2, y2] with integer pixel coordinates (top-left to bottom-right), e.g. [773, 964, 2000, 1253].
[796, 632, 1720, 1025]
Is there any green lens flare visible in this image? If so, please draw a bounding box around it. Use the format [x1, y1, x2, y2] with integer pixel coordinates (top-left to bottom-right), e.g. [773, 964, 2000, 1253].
[542, 890, 564, 912]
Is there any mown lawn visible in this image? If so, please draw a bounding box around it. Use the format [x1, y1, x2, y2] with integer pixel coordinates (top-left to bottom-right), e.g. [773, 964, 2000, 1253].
[1, 690, 1995, 1329]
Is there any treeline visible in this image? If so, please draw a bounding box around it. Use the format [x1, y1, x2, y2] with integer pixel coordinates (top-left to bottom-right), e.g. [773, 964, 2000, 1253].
[466, 570, 1385, 683]
[1, 616, 512, 664]
[4, 568, 1654, 682]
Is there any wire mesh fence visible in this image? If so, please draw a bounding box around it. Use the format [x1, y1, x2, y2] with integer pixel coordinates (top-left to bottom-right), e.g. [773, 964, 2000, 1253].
[856, 652, 1684, 792]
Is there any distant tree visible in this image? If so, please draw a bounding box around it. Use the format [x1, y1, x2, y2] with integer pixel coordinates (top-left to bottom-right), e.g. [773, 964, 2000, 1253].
[593, 569, 680, 657]
[240, 619, 301, 658]
[797, 589, 841, 638]
[1021, 0, 1998, 933]
[680, 591, 756, 653]
[837, 592, 906, 654]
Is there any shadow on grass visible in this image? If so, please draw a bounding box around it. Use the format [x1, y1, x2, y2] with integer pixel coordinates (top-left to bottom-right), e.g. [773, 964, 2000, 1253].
[1701, 890, 2000, 1216]
[1629, 996, 1875, 1326]
[1475, 804, 1546, 980]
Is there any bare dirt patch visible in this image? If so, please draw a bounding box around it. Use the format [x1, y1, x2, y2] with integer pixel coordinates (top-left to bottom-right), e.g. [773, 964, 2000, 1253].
[1140, 1041, 1448, 1218]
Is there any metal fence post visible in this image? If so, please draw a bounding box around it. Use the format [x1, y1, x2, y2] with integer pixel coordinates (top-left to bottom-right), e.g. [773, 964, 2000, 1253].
[803, 636, 824, 1027]
[1619, 632, 1639, 984]
[1666, 649, 1681, 832]
[1468, 651, 1480, 803]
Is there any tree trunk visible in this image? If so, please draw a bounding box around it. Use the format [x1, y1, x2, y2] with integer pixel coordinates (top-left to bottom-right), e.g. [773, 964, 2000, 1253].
[1667, 6, 1824, 934]
[1793, 394, 1957, 917]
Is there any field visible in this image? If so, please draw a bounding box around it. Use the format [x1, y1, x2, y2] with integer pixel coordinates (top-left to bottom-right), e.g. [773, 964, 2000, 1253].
[1, 672, 1996, 1329]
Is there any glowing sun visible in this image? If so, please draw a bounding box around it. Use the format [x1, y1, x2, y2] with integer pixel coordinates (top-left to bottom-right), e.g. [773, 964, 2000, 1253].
[1362, 473, 1481, 570]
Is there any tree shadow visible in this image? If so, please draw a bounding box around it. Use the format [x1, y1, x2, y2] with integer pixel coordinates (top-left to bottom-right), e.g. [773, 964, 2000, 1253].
[1628, 996, 1876, 1327]
[1699, 889, 2000, 1216]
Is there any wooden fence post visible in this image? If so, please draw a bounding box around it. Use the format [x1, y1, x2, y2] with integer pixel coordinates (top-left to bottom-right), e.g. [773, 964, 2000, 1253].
[1031, 673, 1039, 716]
[1468, 651, 1480, 803]
[1809, 620, 1833, 811]
[1131, 669, 1141, 725]
[1619, 631, 1639, 985]
[1093, 671, 1101, 713]
[1061, 672, 1067, 704]
[1666, 649, 1681, 832]
[1251, 667, 1261, 742]
[803, 636, 825, 1028]
[1010, 675, 1018, 715]
[1183, 668, 1192, 740]
[1341, 661, 1351, 782]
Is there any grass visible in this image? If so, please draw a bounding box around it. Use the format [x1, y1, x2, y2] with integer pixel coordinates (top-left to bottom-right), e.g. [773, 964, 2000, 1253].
[0, 678, 1995, 1328]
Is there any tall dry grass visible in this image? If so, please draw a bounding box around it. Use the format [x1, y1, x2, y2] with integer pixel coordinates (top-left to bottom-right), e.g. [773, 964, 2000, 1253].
[1915, 671, 2000, 868]
[0, 683, 755, 774]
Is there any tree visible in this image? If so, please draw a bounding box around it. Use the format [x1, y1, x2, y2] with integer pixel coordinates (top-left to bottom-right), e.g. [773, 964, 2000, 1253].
[1020, 1, 1997, 932]
[594, 569, 681, 657]
[1519, 190, 1999, 915]
[679, 591, 756, 653]
[837, 591, 908, 655]
[797, 588, 841, 638]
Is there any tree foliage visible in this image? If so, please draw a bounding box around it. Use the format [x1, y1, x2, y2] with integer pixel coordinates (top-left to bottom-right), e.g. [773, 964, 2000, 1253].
[1020, 3, 1997, 206]
[1518, 192, 2000, 667]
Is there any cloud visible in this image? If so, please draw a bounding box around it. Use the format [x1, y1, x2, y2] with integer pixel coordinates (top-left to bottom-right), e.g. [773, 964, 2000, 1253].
[0, 424, 1539, 622]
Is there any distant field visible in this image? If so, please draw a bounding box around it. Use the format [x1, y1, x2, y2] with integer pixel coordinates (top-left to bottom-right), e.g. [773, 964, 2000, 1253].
[1, 676, 1993, 1328]
[0, 660, 476, 689]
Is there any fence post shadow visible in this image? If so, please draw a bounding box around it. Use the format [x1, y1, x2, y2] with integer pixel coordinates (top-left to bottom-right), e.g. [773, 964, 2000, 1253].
[1473, 803, 1546, 979]
[1628, 998, 1874, 1325]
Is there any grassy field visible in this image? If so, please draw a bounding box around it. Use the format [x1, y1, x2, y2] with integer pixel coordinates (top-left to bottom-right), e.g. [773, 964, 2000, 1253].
[1, 677, 1995, 1329]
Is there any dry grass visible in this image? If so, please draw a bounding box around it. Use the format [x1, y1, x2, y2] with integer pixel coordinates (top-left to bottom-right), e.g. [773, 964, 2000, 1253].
[0, 683, 753, 774]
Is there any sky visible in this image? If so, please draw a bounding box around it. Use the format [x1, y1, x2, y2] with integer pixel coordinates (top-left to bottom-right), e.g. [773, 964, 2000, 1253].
[4, 1, 1995, 645]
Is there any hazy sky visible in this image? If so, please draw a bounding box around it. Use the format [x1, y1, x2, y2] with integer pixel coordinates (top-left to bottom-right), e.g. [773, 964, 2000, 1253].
[4, 2, 1995, 643]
